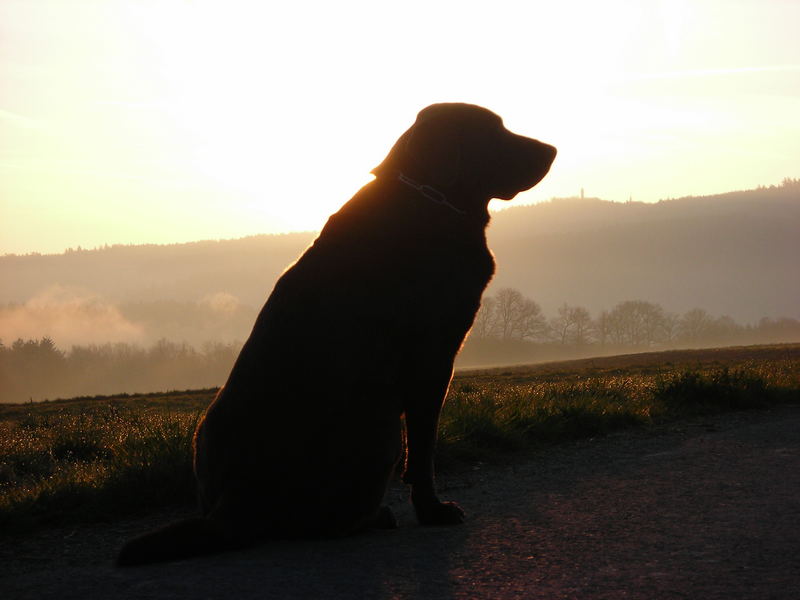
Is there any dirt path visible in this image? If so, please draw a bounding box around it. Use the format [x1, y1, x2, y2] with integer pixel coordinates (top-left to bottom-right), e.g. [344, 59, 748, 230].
[3, 405, 799, 600]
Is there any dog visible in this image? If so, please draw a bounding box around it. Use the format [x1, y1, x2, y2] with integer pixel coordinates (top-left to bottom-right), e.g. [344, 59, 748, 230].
[117, 103, 556, 565]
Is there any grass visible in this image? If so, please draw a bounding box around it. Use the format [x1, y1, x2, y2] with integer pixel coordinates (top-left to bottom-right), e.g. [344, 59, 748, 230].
[1, 344, 798, 534]
[0, 391, 212, 533]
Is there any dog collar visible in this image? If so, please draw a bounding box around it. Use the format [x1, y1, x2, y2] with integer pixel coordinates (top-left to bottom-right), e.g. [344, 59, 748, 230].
[397, 173, 466, 216]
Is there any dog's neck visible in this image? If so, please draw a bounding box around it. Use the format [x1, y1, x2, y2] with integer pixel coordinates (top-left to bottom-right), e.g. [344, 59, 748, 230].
[396, 173, 467, 216]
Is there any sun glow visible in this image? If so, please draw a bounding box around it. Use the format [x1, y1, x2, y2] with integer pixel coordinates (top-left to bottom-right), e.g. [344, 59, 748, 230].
[1, 0, 799, 254]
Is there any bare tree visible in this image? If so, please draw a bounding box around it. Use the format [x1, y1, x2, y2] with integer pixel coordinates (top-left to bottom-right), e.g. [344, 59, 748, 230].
[472, 296, 499, 339]
[606, 300, 667, 347]
[516, 297, 548, 341]
[594, 310, 611, 347]
[570, 306, 593, 346]
[495, 288, 523, 340]
[661, 312, 680, 345]
[485, 288, 547, 341]
[706, 315, 742, 345]
[678, 308, 712, 344]
[550, 303, 573, 344]
[495, 288, 547, 340]
[550, 303, 593, 345]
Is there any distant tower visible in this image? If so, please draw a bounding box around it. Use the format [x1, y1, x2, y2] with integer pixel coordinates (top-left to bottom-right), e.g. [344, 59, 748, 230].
[580, 187, 584, 199]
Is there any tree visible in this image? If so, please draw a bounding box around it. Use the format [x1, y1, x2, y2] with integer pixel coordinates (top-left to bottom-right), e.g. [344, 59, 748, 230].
[493, 288, 547, 341]
[660, 312, 680, 345]
[550, 303, 572, 344]
[678, 308, 712, 344]
[2, 337, 67, 402]
[472, 296, 499, 339]
[706, 315, 742, 344]
[606, 300, 668, 347]
[782, 177, 799, 188]
[472, 289, 546, 341]
[570, 306, 593, 346]
[549, 303, 593, 345]
[594, 310, 611, 347]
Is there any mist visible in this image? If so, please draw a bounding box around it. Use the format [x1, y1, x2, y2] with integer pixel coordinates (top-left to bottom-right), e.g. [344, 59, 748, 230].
[0, 285, 144, 348]
[1, 181, 798, 402]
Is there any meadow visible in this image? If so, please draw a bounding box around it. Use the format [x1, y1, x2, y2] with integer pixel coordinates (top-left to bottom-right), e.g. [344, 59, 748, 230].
[1, 344, 798, 535]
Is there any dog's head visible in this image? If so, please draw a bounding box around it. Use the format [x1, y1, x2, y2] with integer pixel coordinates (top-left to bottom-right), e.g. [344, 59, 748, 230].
[372, 103, 556, 205]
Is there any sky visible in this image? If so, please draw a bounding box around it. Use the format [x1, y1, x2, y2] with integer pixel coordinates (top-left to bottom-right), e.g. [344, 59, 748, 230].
[1, 0, 799, 255]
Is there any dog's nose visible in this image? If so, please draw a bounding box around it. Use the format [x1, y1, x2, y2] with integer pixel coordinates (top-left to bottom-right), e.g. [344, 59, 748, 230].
[537, 143, 557, 169]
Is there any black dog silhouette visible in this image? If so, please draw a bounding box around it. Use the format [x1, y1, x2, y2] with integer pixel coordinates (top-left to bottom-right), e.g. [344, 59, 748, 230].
[117, 103, 556, 566]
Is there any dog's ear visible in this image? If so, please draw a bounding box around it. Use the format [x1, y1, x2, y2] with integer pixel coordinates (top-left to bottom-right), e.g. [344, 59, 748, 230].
[404, 117, 461, 189]
[371, 114, 460, 188]
[371, 130, 411, 179]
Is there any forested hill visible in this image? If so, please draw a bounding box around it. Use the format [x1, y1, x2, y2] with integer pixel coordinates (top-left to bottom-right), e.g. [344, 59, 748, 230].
[2, 181, 798, 323]
[1, 232, 317, 309]
[487, 181, 800, 322]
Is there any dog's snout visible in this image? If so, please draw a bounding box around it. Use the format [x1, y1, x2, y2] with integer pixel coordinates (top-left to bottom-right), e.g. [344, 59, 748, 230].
[531, 140, 557, 172]
[527, 138, 556, 162]
[497, 137, 556, 199]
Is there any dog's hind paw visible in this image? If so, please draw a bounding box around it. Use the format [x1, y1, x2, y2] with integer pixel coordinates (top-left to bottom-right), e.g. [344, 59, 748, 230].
[415, 500, 465, 526]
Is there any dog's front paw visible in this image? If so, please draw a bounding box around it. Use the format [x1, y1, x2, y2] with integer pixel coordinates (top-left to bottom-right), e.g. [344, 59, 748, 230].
[414, 500, 465, 526]
[373, 506, 399, 530]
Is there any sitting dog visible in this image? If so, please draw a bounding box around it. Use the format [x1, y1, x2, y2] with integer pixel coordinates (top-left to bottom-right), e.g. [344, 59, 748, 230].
[117, 103, 556, 565]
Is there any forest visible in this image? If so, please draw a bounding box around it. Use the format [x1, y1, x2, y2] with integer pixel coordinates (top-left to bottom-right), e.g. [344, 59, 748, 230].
[458, 289, 800, 366]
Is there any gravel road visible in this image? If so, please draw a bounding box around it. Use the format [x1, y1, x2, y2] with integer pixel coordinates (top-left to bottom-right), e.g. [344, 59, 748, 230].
[3, 405, 799, 599]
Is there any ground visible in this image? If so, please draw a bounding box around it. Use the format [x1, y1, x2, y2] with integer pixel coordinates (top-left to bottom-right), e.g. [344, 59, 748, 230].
[2, 404, 799, 599]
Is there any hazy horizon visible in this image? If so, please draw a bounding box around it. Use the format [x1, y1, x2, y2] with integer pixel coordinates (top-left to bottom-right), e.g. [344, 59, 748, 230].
[2, 1, 800, 255]
[2, 179, 796, 257]
[2, 183, 797, 335]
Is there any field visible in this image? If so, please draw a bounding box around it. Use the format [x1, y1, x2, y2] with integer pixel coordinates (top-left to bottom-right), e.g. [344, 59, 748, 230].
[1, 344, 798, 535]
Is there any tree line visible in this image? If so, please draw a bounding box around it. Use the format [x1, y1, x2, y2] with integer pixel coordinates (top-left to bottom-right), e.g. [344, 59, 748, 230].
[471, 288, 800, 348]
[0, 338, 240, 403]
[461, 288, 800, 366]
[1, 288, 799, 402]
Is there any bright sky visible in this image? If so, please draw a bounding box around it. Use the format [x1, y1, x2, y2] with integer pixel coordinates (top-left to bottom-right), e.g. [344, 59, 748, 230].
[2, 0, 799, 255]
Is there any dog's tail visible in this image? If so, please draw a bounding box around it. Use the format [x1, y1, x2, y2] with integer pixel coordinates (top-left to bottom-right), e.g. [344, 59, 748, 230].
[116, 517, 233, 567]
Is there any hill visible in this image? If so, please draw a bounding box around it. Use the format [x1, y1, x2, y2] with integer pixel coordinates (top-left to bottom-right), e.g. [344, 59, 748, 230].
[0, 181, 798, 344]
[487, 181, 800, 321]
[0, 232, 316, 308]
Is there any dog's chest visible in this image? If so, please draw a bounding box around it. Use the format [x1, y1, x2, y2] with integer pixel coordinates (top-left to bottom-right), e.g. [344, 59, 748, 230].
[436, 236, 495, 288]
[412, 241, 495, 323]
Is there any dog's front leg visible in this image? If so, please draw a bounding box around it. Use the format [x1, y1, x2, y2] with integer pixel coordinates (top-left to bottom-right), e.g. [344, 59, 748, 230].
[402, 365, 465, 526]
